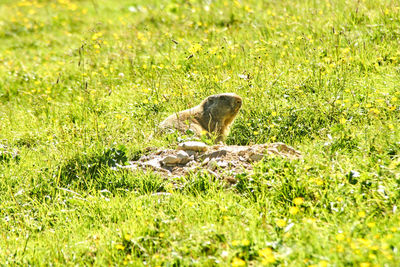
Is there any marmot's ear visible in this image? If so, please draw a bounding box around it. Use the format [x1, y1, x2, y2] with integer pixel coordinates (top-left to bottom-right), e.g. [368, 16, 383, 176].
[204, 96, 215, 106]
[207, 95, 217, 102]
[203, 95, 215, 109]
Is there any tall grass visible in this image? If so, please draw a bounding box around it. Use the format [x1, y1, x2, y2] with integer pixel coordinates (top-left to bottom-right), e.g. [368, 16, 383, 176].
[0, 0, 399, 265]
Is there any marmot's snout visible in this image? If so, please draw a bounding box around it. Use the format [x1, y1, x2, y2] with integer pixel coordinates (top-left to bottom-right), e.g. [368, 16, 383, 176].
[234, 98, 242, 111]
[227, 94, 242, 113]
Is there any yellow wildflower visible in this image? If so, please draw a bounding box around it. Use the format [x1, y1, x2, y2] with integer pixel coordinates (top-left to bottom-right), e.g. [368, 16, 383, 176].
[289, 206, 300, 215]
[115, 244, 125, 250]
[231, 257, 246, 267]
[293, 197, 304, 205]
[358, 211, 366, 218]
[276, 219, 287, 228]
[261, 255, 276, 264]
[231, 240, 240, 246]
[336, 233, 345, 241]
[241, 239, 250, 246]
[259, 248, 275, 264]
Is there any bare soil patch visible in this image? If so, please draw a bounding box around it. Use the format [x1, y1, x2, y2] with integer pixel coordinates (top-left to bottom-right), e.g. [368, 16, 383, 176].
[122, 142, 301, 182]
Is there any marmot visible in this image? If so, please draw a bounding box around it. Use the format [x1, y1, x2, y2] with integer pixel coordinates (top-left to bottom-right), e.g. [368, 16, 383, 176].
[160, 93, 242, 142]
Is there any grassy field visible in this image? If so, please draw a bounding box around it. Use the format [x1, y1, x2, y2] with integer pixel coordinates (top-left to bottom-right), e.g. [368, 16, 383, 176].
[1, 0, 400, 265]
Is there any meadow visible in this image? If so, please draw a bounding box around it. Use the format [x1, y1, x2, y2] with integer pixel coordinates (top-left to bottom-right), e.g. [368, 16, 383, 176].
[0, 0, 400, 265]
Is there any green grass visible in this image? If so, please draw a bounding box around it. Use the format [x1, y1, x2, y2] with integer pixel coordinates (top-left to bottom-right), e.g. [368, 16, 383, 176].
[1, 0, 400, 265]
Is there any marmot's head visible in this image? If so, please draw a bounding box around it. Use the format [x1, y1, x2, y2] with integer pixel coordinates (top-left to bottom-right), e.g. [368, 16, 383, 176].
[201, 93, 242, 128]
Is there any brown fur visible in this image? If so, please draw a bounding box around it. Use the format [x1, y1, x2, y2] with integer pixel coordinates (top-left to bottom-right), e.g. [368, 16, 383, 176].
[160, 93, 242, 142]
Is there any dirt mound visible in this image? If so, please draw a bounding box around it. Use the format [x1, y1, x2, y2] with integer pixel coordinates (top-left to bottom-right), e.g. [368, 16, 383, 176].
[122, 142, 301, 181]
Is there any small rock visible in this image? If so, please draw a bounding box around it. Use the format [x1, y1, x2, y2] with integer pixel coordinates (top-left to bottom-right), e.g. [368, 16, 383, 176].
[154, 150, 164, 155]
[202, 149, 227, 160]
[176, 150, 190, 164]
[161, 155, 180, 165]
[143, 158, 162, 169]
[121, 164, 138, 170]
[177, 150, 188, 157]
[249, 153, 264, 162]
[211, 144, 224, 150]
[217, 160, 228, 168]
[207, 158, 218, 171]
[266, 147, 280, 156]
[177, 141, 208, 152]
[224, 176, 238, 184]
[185, 150, 197, 157]
[238, 147, 253, 156]
[201, 157, 210, 166]
[268, 142, 302, 158]
[139, 155, 149, 162]
[186, 160, 197, 167]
